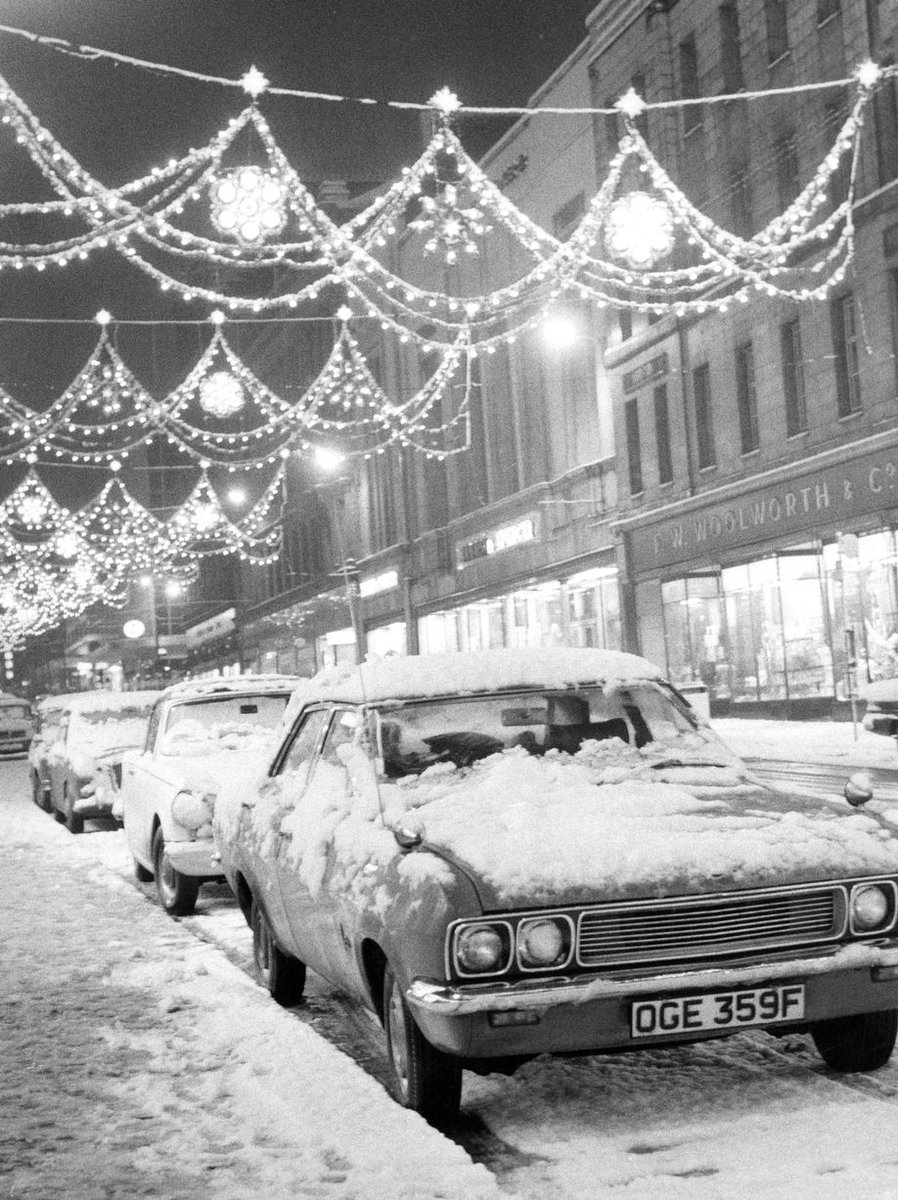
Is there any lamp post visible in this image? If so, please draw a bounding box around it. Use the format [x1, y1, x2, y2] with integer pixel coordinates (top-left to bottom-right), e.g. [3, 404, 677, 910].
[314, 447, 367, 663]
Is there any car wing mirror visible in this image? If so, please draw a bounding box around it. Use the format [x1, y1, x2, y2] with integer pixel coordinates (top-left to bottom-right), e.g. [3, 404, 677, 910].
[393, 826, 422, 850]
[845, 771, 874, 807]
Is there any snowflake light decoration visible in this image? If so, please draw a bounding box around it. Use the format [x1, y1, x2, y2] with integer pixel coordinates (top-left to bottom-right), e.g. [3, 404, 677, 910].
[605, 191, 676, 269]
[409, 183, 491, 263]
[210, 166, 288, 246]
[199, 371, 245, 418]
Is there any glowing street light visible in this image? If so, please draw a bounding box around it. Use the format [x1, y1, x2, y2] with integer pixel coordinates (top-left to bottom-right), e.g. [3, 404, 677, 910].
[541, 312, 580, 350]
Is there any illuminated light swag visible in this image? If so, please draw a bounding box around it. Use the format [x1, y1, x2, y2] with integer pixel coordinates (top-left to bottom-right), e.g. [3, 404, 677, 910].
[0, 63, 884, 345]
[0, 467, 283, 647]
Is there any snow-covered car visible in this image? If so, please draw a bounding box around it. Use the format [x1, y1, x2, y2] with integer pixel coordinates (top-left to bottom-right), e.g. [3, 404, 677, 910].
[38, 691, 161, 833]
[0, 691, 35, 757]
[863, 678, 898, 739]
[120, 675, 301, 917]
[214, 647, 898, 1125]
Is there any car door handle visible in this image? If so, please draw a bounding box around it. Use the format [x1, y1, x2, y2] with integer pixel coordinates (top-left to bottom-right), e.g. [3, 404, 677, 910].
[278, 828, 293, 840]
[241, 800, 255, 810]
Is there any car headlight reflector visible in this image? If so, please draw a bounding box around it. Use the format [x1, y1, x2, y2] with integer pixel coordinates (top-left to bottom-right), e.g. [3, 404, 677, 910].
[517, 917, 569, 968]
[455, 924, 510, 974]
[850, 884, 892, 932]
[170, 789, 214, 832]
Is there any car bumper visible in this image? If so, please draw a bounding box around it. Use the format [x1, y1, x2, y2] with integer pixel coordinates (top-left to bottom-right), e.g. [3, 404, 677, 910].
[165, 837, 222, 878]
[407, 941, 898, 1059]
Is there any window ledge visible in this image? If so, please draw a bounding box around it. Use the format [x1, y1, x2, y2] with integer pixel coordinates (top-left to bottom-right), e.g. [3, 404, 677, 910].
[838, 409, 863, 422]
[787, 428, 810, 440]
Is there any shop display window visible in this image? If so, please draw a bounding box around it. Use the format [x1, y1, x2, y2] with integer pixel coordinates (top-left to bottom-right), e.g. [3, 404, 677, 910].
[661, 575, 726, 696]
[824, 531, 898, 692]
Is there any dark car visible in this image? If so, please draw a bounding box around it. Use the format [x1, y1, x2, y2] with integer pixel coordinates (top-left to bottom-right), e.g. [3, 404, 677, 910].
[214, 647, 898, 1124]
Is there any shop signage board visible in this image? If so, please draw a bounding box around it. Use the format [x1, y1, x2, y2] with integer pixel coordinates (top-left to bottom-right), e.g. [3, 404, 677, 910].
[626, 442, 898, 574]
[185, 607, 237, 648]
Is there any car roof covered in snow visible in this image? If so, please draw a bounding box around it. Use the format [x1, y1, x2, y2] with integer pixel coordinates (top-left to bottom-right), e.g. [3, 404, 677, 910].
[57, 690, 162, 714]
[281, 647, 665, 722]
[158, 674, 304, 705]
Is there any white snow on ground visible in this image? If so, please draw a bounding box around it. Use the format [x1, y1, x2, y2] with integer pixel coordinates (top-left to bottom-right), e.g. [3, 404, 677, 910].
[9, 716, 898, 1198]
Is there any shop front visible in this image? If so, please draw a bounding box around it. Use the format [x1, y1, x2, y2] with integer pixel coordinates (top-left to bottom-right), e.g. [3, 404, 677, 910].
[418, 564, 622, 655]
[620, 432, 898, 716]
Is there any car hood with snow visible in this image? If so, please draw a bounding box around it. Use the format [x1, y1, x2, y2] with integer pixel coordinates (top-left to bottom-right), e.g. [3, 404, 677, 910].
[383, 746, 898, 911]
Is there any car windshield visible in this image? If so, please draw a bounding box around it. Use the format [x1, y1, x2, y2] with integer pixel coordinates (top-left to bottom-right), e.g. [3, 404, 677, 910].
[160, 692, 290, 756]
[375, 682, 731, 779]
[69, 705, 156, 754]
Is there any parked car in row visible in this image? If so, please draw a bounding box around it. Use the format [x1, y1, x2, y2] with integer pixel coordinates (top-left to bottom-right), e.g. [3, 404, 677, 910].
[30, 690, 161, 833]
[863, 678, 898, 741]
[0, 691, 35, 758]
[214, 647, 898, 1125]
[120, 675, 300, 916]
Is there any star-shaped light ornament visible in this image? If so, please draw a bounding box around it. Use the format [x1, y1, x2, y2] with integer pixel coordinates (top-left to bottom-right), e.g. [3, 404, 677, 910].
[614, 87, 648, 121]
[428, 88, 462, 119]
[606, 191, 676, 269]
[240, 66, 270, 99]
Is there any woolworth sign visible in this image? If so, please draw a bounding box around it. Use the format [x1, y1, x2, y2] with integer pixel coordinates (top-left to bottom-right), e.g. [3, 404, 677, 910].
[626, 442, 898, 574]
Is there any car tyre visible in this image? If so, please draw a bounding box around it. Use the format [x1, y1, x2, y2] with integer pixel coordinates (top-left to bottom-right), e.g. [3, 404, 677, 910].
[63, 789, 84, 834]
[133, 857, 153, 884]
[31, 773, 43, 808]
[383, 962, 462, 1125]
[250, 898, 306, 1005]
[152, 827, 200, 917]
[811, 1008, 898, 1072]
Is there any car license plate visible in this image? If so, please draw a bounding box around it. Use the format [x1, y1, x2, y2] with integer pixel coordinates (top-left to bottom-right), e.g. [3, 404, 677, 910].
[631, 984, 805, 1038]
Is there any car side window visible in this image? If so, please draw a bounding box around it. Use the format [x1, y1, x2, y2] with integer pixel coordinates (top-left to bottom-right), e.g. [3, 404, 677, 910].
[319, 709, 360, 765]
[276, 708, 328, 777]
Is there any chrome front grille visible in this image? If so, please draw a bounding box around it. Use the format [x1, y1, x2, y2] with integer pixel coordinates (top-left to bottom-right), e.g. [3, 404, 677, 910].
[577, 886, 844, 967]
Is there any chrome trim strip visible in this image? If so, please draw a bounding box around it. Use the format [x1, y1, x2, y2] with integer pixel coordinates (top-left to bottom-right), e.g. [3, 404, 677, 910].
[409, 940, 898, 1017]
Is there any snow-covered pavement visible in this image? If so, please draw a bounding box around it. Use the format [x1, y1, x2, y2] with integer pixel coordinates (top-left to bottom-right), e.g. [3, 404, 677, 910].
[6, 716, 898, 1199]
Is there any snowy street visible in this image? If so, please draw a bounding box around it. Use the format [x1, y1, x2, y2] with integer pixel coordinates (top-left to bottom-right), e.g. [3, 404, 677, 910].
[7, 718, 898, 1198]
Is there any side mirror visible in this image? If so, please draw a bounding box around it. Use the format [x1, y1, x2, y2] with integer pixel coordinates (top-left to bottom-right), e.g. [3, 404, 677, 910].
[844, 771, 874, 807]
[393, 826, 422, 851]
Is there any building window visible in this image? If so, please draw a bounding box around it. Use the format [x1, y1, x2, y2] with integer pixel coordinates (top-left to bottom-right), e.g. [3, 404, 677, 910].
[630, 71, 649, 139]
[831, 292, 862, 417]
[824, 95, 851, 207]
[653, 384, 674, 483]
[552, 192, 585, 241]
[874, 73, 898, 187]
[625, 397, 643, 495]
[775, 134, 800, 208]
[781, 317, 808, 435]
[735, 342, 759, 453]
[765, 0, 789, 61]
[818, 0, 840, 23]
[618, 307, 633, 342]
[693, 363, 716, 469]
[679, 34, 702, 133]
[891, 270, 898, 395]
[719, 3, 744, 92]
[730, 168, 753, 237]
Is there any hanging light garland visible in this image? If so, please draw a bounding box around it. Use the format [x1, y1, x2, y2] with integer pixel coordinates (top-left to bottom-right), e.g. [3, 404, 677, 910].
[0, 465, 284, 645]
[0, 62, 883, 342]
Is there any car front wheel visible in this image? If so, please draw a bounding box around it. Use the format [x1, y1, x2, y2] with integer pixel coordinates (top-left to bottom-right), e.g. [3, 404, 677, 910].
[811, 1009, 898, 1072]
[152, 827, 200, 917]
[250, 899, 305, 1005]
[383, 962, 462, 1125]
[64, 789, 84, 835]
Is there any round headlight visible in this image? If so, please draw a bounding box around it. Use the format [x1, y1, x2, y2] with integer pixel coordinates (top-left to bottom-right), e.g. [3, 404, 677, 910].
[170, 789, 214, 832]
[518, 918, 567, 967]
[456, 925, 508, 974]
[851, 885, 891, 931]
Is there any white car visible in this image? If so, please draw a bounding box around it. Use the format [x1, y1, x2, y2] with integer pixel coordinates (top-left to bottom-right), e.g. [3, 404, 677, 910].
[120, 675, 300, 915]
